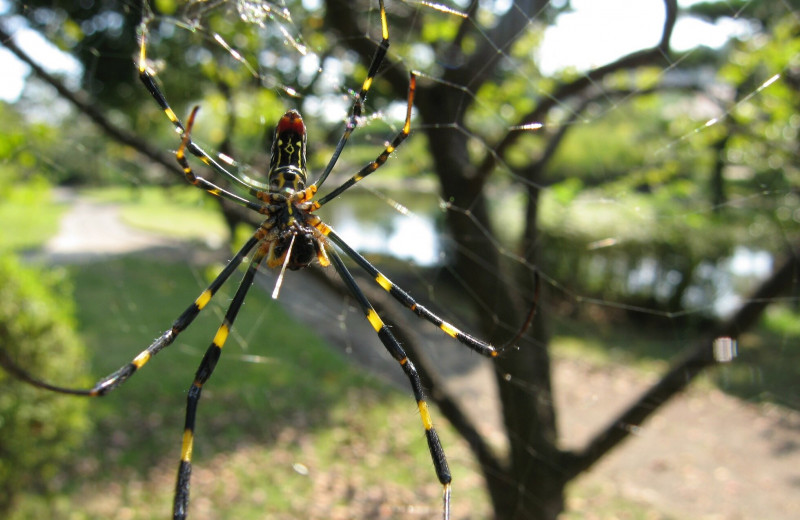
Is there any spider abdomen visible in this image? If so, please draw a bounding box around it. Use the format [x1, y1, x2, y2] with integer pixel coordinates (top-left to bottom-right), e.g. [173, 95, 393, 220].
[285, 228, 318, 271]
[263, 204, 324, 272]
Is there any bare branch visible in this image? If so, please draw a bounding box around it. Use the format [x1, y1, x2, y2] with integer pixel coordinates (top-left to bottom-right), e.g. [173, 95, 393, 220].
[0, 23, 182, 178]
[451, 0, 549, 89]
[563, 243, 800, 478]
[477, 0, 679, 181]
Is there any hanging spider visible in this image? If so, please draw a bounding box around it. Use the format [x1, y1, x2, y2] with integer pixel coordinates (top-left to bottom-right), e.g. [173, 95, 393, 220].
[0, 1, 530, 518]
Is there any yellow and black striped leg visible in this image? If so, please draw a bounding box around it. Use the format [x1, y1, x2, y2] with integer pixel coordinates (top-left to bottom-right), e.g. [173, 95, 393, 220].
[313, 73, 417, 208]
[138, 32, 266, 200]
[174, 107, 268, 213]
[313, 0, 391, 189]
[327, 248, 452, 519]
[173, 246, 268, 520]
[0, 235, 261, 398]
[323, 228, 501, 357]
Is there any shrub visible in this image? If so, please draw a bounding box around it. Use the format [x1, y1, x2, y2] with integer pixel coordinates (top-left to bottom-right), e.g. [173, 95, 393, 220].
[0, 253, 89, 512]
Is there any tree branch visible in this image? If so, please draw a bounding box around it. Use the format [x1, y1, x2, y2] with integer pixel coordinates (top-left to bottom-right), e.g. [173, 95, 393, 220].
[517, 81, 705, 190]
[563, 243, 800, 478]
[477, 0, 678, 182]
[0, 23, 183, 179]
[450, 0, 548, 89]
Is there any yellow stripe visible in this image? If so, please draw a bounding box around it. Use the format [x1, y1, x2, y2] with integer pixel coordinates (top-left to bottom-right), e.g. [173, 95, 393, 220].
[366, 309, 383, 332]
[132, 350, 151, 369]
[213, 323, 230, 348]
[180, 429, 194, 462]
[375, 273, 392, 292]
[314, 221, 331, 236]
[362, 76, 373, 92]
[317, 246, 330, 267]
[195, 289, 213, 310]
[439, 321, 459, 338]
[165, 107, 178, 123]
[380, 4, 389, 40]
[418, 400, 433, 431]
[139, 40, 147, 72]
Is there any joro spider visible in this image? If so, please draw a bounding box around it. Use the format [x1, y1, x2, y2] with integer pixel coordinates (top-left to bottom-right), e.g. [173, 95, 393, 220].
[0, 1, 520, 518]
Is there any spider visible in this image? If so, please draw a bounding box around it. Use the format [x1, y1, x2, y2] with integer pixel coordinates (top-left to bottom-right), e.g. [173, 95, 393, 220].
[0, 1, 519, 518]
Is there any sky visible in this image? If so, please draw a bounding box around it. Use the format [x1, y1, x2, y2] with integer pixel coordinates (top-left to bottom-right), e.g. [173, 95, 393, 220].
[537, 0, 751, 74]
[0, 0, 751, 103]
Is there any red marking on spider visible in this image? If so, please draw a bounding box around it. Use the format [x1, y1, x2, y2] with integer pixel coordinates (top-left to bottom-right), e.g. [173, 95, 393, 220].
[277, 110, 306, 135]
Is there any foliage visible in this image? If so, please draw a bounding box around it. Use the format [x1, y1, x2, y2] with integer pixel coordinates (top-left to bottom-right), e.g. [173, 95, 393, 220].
[0, 253, 89, 512]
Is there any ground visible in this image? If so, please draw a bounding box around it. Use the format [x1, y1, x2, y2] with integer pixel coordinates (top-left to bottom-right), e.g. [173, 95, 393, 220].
[37, 190, 800, 519]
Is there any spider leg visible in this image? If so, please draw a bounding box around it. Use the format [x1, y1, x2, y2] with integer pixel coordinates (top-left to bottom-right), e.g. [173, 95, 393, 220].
[174, 106, 271, 213]
[312, 72, 416, 209]
[173, 244, 268, 520]
[315, 223, 502, 357]
[137, 32, 268, 197]
[312, 0, 390, 190]
[326, 246, 452, 519]
[0, 234, 261, 397]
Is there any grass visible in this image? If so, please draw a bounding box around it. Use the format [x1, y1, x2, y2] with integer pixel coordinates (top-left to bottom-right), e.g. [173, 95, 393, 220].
[7, 254, 493, 519]
[1, 184, 493, 517]
[0, 180, 67, 251]
[563, 481, 680, 520]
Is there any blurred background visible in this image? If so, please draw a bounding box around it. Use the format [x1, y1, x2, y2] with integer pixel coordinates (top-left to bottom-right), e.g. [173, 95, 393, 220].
[1, 0, 798, 518]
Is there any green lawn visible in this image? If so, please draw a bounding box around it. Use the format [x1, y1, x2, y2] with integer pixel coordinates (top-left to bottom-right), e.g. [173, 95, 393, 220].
[8, 254, 493, 519]
[0, 186, 599, 518]
[2, 185, 492, 518]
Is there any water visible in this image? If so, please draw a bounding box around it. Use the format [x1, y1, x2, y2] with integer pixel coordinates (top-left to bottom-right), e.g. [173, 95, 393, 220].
[323, 186, 774, 318]
[320, 186, 443, 266]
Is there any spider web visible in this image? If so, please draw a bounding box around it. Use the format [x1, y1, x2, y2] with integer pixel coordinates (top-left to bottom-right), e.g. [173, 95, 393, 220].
[2, 0, 799, 518]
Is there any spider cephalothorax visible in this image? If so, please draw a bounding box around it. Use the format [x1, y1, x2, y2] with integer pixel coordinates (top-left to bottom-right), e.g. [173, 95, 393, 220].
[268, 109, 308, 196]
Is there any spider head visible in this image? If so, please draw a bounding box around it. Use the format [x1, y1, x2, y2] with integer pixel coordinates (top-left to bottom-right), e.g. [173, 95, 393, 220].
[268, 109, 308, 195]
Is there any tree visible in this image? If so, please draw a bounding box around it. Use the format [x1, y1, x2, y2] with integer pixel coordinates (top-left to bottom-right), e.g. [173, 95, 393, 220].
[1, 1, 798, 518]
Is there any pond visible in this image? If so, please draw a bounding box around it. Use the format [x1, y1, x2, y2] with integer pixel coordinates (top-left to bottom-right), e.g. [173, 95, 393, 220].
[322, 185, 774, 319]
[318, 185, 444, 267]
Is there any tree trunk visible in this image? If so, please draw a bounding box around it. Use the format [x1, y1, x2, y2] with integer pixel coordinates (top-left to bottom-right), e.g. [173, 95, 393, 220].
[417, 82, 563, 520]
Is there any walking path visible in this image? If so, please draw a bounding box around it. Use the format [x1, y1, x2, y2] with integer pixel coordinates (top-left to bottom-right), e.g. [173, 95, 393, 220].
[42, 191, 800, 519]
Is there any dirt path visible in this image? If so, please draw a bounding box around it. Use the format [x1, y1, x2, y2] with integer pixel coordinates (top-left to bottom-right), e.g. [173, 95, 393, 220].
[42, 189, 177, 262]
[43, 192, 800, 519]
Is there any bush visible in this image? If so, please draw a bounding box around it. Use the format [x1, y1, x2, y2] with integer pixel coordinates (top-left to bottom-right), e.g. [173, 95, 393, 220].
[0, 254, 89, 512]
